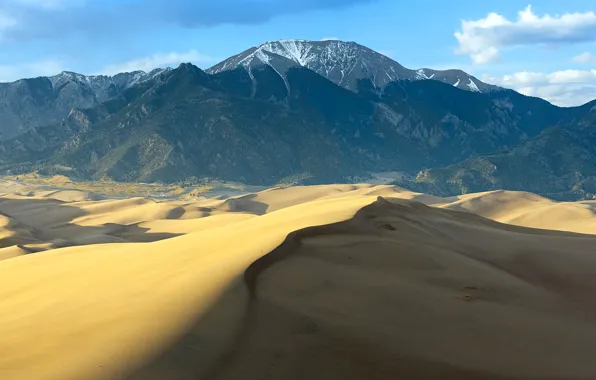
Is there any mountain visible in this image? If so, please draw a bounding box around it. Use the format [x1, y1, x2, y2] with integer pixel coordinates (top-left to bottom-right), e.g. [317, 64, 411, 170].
[404, 101, 596, 200]
[0, 68, 171, 140]
[0, 62, 590, 186]
[0, 39, 504, 143]
[206, 39, 500, 93]
[0, 39, 594, 193]
[0, 64, 386, 183]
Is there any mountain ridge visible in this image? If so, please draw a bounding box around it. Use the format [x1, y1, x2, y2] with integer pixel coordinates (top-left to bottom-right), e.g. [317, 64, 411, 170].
[401, 100, 596, 200]
[206, 39, 501, 94]
[0, 67, 173, 140]
[0, 41, 595, 199]
[0, 62, 591, 188]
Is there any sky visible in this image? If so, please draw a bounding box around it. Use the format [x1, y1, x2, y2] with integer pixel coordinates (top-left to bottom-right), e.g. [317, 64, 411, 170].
[1, 0, 596, 106]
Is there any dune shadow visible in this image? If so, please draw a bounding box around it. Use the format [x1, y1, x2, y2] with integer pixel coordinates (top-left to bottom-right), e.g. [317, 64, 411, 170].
[165, 207, 187, 220]
[0, 197, 184, 253]
[4, 195, 594, 378]
[221, 194, 269, 215]
[0, 212, 40, 249]
[122, 197, 596, 380]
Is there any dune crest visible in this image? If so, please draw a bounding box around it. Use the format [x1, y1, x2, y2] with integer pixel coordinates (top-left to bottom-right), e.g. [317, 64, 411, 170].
[0, 185, 596, 379]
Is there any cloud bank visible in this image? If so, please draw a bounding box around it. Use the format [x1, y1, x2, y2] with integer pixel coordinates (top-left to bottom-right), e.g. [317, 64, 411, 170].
[99, 50, 217, 76]
[0, 49, 219, 81]
[483, 69, 596, 107]
[0, 58, 63, 82]
[455, 5, 596, 64]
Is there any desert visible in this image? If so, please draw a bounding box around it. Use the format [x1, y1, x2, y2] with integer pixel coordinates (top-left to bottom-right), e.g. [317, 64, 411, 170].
[1, 182, 596, 380]
[2, 3, 596, 378]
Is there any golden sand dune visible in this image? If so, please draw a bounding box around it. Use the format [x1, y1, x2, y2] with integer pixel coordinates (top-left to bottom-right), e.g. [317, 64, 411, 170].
[1, 184, 596, 380]
[438, 190, 596, 234]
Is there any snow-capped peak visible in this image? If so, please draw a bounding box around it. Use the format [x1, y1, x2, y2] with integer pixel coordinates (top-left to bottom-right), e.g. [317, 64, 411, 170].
[264, 40, 314, 66]
[53, 71, 90, 84]
[207, 39, 414, 92]
[206, 39, 501, 94]
[48, 68, 173, 103]
[236, 40, 316, 68]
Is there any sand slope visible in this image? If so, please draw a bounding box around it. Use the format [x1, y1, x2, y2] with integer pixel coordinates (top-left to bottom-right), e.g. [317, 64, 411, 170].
[0, 185, 596, 379]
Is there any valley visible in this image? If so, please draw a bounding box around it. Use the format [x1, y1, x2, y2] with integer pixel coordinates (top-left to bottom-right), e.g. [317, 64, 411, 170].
[0, 173, 265, 201]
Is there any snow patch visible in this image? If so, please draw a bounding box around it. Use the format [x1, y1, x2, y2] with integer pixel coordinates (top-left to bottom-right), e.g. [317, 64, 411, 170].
[48, 69, 167, 101]
[467, 78, 481, 92]
[415, 69, 436, 81]
[416, 69, 430, 79]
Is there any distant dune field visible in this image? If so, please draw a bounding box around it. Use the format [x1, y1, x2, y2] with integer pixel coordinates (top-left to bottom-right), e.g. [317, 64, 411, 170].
[1, 184, 596, 380]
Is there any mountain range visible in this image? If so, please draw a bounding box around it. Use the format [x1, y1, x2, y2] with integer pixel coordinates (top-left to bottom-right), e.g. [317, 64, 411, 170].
[0, 39, 594, 199]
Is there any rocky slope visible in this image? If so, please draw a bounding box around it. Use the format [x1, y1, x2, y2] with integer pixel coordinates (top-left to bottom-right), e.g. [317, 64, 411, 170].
[404, 101, 596, 200]
[0, 68, 171, 140]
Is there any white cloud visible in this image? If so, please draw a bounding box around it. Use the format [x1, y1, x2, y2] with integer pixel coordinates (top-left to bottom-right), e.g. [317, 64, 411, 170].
[0, 58, 63, 82]
[455, 5, 596, 64]
[573, 52, 596, 64]
[98, 50, 218, 75]
[482, 69, 596, 106]
[321, 37, 339, 41]
[0, 50, 218, 82]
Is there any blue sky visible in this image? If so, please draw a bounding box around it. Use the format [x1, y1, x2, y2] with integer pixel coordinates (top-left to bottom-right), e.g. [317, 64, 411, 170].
[1, 0, 596, 106]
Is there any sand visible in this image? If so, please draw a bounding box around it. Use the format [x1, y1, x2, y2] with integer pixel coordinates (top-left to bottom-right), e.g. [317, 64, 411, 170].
[0, 184, 596, 380]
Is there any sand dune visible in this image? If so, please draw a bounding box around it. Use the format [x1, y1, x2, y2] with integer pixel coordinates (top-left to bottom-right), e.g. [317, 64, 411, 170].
[1, 184, 596, 379]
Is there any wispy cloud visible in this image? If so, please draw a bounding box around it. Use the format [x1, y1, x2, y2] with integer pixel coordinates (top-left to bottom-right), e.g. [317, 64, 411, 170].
[321, 37, 339, 41]
[0, 58, 63, 82]
[455, 5, 596, 64]
[98, 50, 218, 75]
[573, 52, 596, 65]
[482, 69, 596, 106]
